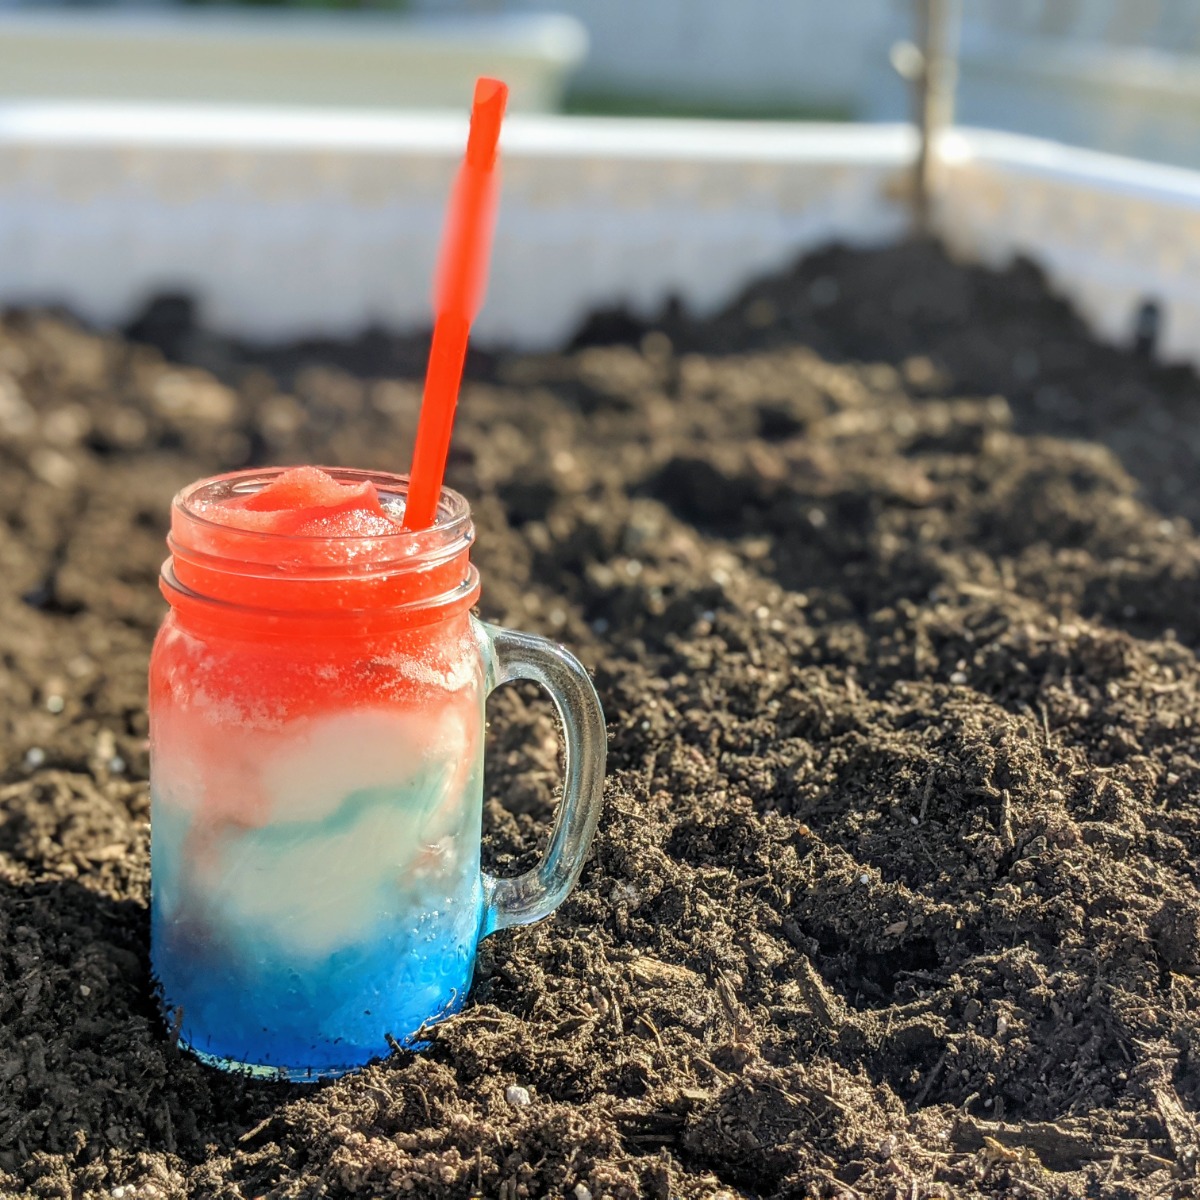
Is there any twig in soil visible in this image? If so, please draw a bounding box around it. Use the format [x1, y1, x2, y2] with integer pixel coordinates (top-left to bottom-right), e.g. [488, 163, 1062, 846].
[1152, 1080, 1200, 1168]
[758, 1078, 812, 1110]
[626, 955, 702, 989]
[795, 956, 845, 1029]
[918, 772, 933, 823]
[1104, 1153, 1121, 1184]
[636, 1014, 665, 1049]
[715, 973, 754, 1043]
[362, 1084, 391, 1124]
[952, 1117, 1132, 1170]
[590, 984, 625, 1035]
[733, 873, 770, 892]
[0, 1107, 38, 1150]
[238, 1115, 275, 1145]
[810, 1167, 862, 1200]
[692, 1056, 731, 1083]
[912, 1048, 949, 1107]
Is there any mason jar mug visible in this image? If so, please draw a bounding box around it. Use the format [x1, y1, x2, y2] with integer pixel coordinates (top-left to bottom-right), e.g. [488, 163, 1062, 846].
[149, 467, 606, 1080]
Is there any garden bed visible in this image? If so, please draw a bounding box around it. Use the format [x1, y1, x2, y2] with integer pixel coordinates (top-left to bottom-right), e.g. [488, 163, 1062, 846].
[2, 240, 1200, 1198]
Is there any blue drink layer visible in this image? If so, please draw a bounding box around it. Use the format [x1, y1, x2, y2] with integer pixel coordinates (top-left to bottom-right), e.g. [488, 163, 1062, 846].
[152, 890, 481, 1079]
[151, 750, 484, 1080]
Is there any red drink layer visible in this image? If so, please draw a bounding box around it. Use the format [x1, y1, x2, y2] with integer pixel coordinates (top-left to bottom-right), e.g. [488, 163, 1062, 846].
[200, 465, 402, 537]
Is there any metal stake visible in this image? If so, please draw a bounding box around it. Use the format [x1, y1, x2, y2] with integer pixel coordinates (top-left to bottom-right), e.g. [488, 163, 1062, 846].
[911, 0, 961, 233]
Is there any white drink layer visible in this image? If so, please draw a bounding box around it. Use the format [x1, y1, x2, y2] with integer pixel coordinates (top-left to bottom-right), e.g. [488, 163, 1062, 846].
[154, 704, 480, 960]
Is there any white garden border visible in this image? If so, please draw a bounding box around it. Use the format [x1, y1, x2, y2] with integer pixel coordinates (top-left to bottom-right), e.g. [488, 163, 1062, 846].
[938, 127, 1200, 364]
[0, 102, 1195, 364]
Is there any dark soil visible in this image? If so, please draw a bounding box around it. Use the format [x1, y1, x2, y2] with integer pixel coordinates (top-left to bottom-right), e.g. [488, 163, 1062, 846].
[3, 240, 1200, 1199]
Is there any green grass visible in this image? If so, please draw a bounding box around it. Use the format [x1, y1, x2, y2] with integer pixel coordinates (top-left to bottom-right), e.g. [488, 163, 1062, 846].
[562, 89, 854, 123]
[183, 1, 410, 8]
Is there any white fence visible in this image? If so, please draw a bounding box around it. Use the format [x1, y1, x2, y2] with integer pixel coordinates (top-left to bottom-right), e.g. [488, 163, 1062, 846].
[0, 105, 911, 348]
[1, 103, 1198, 366]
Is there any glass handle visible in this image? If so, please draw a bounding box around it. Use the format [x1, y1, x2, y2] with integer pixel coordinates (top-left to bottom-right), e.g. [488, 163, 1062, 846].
[479, 623, 607, 935]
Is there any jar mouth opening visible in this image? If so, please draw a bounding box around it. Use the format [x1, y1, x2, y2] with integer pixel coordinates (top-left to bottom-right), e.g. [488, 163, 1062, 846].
[175, 466, 472, 548]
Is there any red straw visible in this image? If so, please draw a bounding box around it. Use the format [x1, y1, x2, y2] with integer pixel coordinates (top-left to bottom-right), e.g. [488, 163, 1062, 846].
[403, 77, 508, 531]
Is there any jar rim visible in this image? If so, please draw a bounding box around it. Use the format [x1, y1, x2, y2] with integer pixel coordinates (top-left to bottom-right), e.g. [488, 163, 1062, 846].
[175, 465, 472, 548]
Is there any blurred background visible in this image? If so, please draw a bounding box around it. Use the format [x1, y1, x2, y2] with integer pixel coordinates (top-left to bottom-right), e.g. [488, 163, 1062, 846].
[1, 0, 1199, 361]
[0, 0, 1198, 167]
